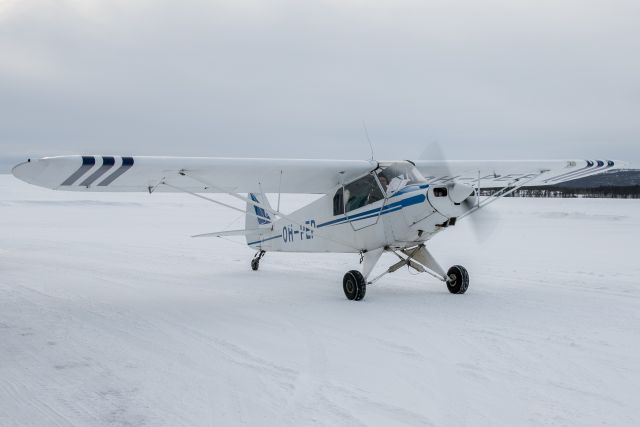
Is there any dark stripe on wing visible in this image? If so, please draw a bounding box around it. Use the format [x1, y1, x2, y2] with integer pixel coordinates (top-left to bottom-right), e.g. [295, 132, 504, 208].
[61, 156, 96, 186]
[545, 160, 593, 183]
[561, 159, 614, 181]
[97, 157, 135, 186]
[80, 156, 116, 187]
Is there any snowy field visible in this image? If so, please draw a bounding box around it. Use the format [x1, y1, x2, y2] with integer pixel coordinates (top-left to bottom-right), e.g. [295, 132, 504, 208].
[1, 173, 639, 426]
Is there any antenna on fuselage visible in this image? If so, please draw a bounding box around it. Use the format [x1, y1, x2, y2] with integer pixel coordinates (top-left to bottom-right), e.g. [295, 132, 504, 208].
[362, 121, 375, 162]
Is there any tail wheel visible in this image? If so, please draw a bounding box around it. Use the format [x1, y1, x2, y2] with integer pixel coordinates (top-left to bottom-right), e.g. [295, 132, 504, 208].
[250, 250, 265, 271]
[343, 270, 366, 301]
[446, 265, 469, 294]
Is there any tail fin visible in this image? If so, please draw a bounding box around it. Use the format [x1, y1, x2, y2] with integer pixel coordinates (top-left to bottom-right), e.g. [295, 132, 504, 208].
[245, 193, 273, 246]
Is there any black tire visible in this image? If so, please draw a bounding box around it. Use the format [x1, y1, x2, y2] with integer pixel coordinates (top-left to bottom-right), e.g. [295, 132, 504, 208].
[343, 270, 366, 301]
[251, 258, 260, 271]
[446, 265, 469, 294]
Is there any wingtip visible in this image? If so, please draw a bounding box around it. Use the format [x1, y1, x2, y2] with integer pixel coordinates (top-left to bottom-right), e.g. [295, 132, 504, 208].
[12, 158, 45, 185]
[10, 155, 89, 189]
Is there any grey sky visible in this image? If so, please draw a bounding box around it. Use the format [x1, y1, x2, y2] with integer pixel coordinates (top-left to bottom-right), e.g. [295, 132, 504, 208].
[1, 0, 639, 167]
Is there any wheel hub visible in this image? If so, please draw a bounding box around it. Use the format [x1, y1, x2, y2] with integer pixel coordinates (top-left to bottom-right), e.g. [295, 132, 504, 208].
[346, 280, 354, 294]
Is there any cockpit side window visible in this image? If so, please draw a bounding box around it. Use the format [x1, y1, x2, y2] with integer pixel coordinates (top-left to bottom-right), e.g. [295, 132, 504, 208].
[343, 174, 384, 213]
[333, 187, 344, 216]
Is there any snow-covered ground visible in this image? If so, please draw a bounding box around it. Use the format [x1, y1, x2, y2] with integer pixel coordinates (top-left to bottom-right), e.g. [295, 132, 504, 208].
[1, 174, 639, 426]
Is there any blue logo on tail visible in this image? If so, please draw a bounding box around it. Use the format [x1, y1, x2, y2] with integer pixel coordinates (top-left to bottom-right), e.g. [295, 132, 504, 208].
[250, 193, 271, 225]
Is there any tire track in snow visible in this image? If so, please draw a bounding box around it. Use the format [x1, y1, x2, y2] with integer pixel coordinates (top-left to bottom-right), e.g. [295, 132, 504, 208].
[325, 383, 437, 427]
[275, 317, 329, 425]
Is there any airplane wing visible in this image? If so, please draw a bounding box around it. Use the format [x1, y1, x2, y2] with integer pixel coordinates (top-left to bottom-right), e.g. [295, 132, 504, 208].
[412, 159, 625, 187]
[12, 156, 624, 194]
[12, 156, 377, 194]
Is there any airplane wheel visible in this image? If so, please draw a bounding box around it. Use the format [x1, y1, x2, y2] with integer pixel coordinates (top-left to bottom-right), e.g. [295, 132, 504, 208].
[343, 270, 366, 301]
[251, 250, 265, 271]
[446, 265, 469, 294]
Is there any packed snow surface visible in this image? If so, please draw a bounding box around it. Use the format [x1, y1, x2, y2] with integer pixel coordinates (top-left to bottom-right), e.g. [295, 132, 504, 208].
[1, 175, 639, 426]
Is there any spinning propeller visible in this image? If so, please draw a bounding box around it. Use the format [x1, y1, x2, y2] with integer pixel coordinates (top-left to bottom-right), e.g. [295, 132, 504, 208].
[419, 142, 497, 242]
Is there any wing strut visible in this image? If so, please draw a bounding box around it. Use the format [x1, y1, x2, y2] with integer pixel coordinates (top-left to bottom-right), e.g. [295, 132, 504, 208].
[162, 171, 361, 251]
[178, 170, 286, 220]
[459, 169, 550, 221]
[160, 181, 271, 223]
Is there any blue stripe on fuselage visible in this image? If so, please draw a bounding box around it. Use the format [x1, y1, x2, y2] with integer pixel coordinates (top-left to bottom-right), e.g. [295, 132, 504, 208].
[389, 183, 429, 198]
[318, 193, 426, 228]
[247, 234, 282, 246]
[247, 186, 428, 245]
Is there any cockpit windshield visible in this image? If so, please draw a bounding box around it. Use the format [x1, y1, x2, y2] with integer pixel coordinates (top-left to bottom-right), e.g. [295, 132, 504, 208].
[376, 163, 426, 195]
[332, 162, 427, 216]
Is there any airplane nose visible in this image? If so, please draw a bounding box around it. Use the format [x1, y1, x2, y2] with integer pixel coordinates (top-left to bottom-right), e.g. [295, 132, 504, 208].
[448, 183, 475, 204]
[426, 182, 477, 219]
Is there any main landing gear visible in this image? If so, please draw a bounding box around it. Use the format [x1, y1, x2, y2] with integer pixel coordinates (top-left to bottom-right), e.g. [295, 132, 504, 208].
[343, 270, 366, 301]
[342, 244, 470, 301]
[251, 250, 265, 271]
[445, 265, 469, 294]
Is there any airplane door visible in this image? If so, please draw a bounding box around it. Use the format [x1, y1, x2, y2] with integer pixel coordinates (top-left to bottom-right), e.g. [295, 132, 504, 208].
[381, 197, 411, 242]
[346, 198, 385, 231]
[342, 174, 386, 231]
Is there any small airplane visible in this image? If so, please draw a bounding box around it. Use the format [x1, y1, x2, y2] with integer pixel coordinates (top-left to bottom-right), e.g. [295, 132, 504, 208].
[12, 156, 621, 301]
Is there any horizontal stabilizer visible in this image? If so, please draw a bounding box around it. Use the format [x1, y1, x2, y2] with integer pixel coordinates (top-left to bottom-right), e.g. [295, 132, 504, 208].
[192, 229, 252, 238]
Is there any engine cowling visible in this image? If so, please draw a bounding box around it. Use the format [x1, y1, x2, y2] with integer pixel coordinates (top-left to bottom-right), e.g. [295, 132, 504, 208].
[427, 183, 477, 219]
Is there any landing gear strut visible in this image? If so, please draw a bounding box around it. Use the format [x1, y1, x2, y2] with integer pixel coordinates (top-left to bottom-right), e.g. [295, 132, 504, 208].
[251, 250, 265, 271]
[343, 245, 470, 300]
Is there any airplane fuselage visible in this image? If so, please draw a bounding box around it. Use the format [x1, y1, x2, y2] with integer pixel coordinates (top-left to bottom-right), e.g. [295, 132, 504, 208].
[247, 183, 473, 253]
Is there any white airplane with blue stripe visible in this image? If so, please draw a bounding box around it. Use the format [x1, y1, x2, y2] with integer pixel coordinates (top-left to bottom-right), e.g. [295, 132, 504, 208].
[12, 155, 622, 301]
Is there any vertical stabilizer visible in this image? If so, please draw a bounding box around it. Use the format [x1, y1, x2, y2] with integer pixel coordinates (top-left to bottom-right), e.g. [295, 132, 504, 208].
[245, 193, 273, 246]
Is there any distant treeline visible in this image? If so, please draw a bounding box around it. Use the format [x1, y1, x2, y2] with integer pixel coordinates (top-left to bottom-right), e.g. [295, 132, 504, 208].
[480, 185, 640, 199]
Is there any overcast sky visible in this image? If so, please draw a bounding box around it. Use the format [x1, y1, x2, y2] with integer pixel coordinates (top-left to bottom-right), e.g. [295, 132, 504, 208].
[1, 0, 638, 167]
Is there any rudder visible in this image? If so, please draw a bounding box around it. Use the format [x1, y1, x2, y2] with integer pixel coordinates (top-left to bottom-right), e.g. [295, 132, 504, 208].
[245, 193, 273, 246]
